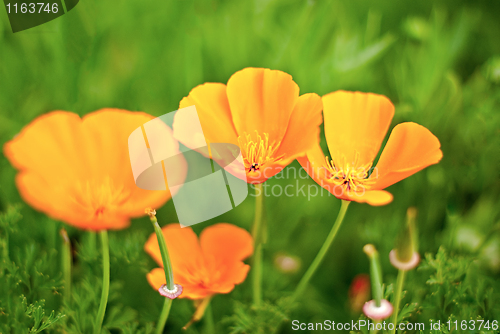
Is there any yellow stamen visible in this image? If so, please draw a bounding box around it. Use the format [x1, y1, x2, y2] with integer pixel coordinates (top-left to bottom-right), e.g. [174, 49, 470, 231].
[72, 177, 130, 218]
[324, 152, 374, 193]
[237, 131, 283, 172]
[145, 207, 156, 218]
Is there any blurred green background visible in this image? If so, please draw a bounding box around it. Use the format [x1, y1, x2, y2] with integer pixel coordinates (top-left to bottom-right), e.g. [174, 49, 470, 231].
[1, 0, 499, 333]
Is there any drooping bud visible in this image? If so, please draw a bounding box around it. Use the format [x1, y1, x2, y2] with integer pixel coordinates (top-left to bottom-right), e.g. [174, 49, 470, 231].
[390, 207, 420, 271]
[145, 207, 157, 222]
[395, 208, 417, 261]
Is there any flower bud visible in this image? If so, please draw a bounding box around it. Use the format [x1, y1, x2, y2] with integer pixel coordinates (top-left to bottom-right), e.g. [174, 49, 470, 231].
[391, 207, 420, 271]
[145, 207, 157, 223]
[274, 253, 300, 274]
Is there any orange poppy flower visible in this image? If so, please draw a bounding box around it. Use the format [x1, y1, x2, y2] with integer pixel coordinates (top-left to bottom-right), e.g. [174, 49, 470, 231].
[173, 67, 323, 183]
[3, 109, 184, 230]
[145, 223, 253, 299]
[298, 91, 443, 206]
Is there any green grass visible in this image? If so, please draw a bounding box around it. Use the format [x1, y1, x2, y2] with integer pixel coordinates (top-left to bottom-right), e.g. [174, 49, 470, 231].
[1, 0, 499, 333]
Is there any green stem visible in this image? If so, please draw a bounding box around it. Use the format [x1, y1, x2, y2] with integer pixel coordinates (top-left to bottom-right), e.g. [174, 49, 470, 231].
[148, 211, 177, 331]
[204, 302, 215, 334]
[390, 269, 406, 334]
[251, 183, 264, 242]
[252, 244, 263, 306]
[60, 228, 72, 305]
[155, 298, 172, 334]
[292, 200, 350, 302]
[251, 183, 264, 306]
[151, 217, 174, 290]
[3, 226, 9, 261]
[370, 320, 381, 334]
[93, 230, 110, 334]
[88, 231, 97, 252]
[367, 247, 383, 307]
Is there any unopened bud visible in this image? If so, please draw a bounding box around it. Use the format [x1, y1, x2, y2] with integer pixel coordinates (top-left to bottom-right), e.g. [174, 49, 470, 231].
[145, 207, 157, 218]
[363, 244, 377, 257]
[274, 253, 300, 274]
[395, 207, 418, 262]
[392, 208, 420, 270]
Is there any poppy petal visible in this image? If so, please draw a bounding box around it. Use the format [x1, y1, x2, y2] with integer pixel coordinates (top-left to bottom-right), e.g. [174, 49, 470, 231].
[207, 262, 250, 294]
[179, 288, 210, 299]
[245, 160, 289, 184]
[200, 223, 253, 264]
[276, 93, 323, 158]
[177, 83, 238, 148]
[3, 109, 173, 231]
[82, 109, 158, 180]
[147, 267, 211, 299]
[226, 68, 299, 142]
[343, 190, 394, 206]
[82, 109, 175, 218]
[371, 122, 443, 190]
[13, 172, 130, 230]
[322, 91, 394, 167]
[179, 284, 212, 299]
[297, 144, 393, 205]
[144, 224, 203, 276]
[297, 142, 331, 186]
[3, 111, 86, 181]
[147, 267, 168, 291]
[146, 223, 254, 299]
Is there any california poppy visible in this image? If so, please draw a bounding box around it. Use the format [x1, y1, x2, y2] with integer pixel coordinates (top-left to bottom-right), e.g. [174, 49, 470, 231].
[3, 109, 185, 230]
[173, 67, 323, 183]
[145, 223, 253, 299]
[298, 91, 443, 206]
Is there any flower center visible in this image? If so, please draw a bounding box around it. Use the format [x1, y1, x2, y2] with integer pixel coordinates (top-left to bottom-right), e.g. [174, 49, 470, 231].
[324, 153, 374, 193]
[237, 132, 283, 172]
[72, 176, 131, 218]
